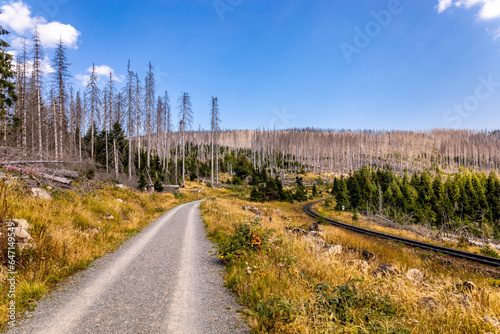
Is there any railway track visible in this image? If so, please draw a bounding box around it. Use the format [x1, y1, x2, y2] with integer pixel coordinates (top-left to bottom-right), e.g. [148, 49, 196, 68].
[304, 200, 500, 267]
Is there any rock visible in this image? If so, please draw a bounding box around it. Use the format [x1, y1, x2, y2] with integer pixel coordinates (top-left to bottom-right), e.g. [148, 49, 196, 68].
[269, 217, 272, 222]
[46, 186, 53, 190]
[348, 260, 369, 272]
[246, 266, 252, 275]
[116, 198, 124, 203]
[31, 188, 52, 200]
[14, 227, 32, 240]
[289, 227, 308, 236]
[104, 215, 114, 220]
[361, 250, 376, 261]
[406, 269, 424, 283]
[12, 219, 29, 230]
[309, 221, 323, 232]
[372, 264, 398, 278]
[462, 281, 477, 292]
[419, 297, 439, 310]
[116, 184, 125, 189]
[327, 245, 343, 256]
[281, 216, 292, 222]
[484, 316, 500, 327]
[242, 205, 249, 211]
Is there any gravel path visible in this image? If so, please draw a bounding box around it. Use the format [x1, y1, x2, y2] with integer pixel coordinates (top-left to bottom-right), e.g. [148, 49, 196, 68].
[7, 200, 249, 334]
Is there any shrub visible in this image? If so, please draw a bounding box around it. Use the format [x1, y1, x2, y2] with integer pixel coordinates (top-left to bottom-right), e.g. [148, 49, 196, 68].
[480, 243, 500, 258]
[217, 219, 273, 263]
[138, 173, 147, 191]
[153, 179, 164, 192]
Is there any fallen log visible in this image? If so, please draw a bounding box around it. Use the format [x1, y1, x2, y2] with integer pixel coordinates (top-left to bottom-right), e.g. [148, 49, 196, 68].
[47, 169, 79, 179]
[40, 173, 72, 185]
[4, 165, 72, 185]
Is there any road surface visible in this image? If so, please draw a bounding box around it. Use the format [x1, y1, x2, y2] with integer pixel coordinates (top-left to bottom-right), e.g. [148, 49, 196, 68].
[8, 200, 248, 334]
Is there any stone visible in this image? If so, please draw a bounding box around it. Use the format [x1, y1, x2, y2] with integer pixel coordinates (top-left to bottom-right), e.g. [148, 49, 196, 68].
[484, 316, 500, 327]
[31, 188, 52, 200]
[372, 264, 398, 278]
[327, 245, 343, 256]
[116, 199, 124, 203]
[406, 269, 424, 283]
[116, 184, 125, 189]
[12, 219, 29, 230]
[289, 227, 308, 236]
[361, 250, 376, 261]
[309, 221, 323, 232]
[462, 281, 477, 292]
[104, 215, 114, 220]
[242, 205, 249, 211]
[14, 227, 32, 240]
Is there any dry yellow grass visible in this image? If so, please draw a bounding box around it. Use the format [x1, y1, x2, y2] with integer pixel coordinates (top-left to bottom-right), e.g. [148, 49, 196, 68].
[200, 196, 500, 333]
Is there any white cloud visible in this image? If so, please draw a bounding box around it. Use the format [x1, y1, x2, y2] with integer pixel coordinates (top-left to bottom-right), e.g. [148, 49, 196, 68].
[437, 0, 454, 13]
[37, 21, 80, 49]
[438, 0, 500, 20]
[76, 65, 124, 87]
[0, 1, 43, 35]
[0, 1, 81, 49]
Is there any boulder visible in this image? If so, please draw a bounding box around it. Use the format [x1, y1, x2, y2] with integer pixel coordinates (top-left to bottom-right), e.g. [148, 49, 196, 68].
[327, 245, 343, 256]
[31, 188, 52, 200]
[116, 198, 124, 203]
[14, 227, 32, 240]
[289, 227, 308, 236]
[372, 264, 398, 278]
[104, 214, 114, 220]
[12, 219, 29, 230]
[406, 269, 424, 283]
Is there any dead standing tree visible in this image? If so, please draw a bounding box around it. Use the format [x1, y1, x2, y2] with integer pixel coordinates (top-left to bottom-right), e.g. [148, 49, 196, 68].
[178, 92, 193, 186]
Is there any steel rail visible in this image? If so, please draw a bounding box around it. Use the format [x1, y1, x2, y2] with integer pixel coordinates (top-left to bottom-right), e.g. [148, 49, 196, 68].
[304, 200, 500, 267]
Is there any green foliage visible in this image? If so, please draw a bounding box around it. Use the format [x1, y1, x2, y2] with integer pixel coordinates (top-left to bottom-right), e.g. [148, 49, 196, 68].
[153, 179, 164, 192]
[324, 198, 333, 207]
[480, 244, 500, 258]
[232, 175, 244, 185]
[335, 166, 500, 231]
[255, 298, 296, 332]
[352, 209, 359, 222]
[311, 280, 408, 333]
[0, 27, 17, 116]
[138, 173, 147, 191]
[217, 219, 273, 264]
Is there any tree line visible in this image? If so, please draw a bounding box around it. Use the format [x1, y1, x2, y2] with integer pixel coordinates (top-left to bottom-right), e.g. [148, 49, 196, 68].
[0, 28, 224, 186]
[331, 166, 500, 238]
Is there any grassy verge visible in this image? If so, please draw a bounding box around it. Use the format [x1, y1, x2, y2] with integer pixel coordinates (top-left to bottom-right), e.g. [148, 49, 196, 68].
[201, 195, 500, 333]
[0, 178, 201, 330]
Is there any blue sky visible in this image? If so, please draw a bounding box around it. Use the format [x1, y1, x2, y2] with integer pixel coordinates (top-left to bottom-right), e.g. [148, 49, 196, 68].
[3, 0, 500, 131]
